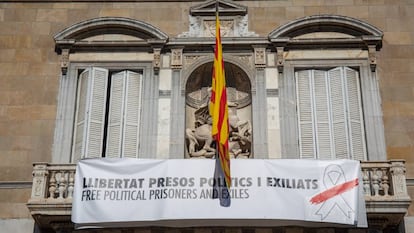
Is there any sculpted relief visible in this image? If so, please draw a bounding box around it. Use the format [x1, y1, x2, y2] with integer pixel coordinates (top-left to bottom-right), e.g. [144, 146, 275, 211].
[185, 63, 252, 159]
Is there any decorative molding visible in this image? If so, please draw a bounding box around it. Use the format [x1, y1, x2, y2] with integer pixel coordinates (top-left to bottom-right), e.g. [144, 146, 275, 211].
[0, 181, 32, 189]
[153, 48, 161, 74]
[253, 47, 266, 69]
[204, 19, 234, 37]
[269, 15, 383, 51]
[60, 49, 69, 75]
[275, 47, 284, 73]
[54, 17, 168, 54]
[234, 54, 254, 71]
[368, 45, 377, 72]
[184, 55, 208, 67]
[159, 90, 171, 98]
[189, 0, 247, 17]
[266, 89, 279, 97]
[171, 48, 183, 70]
[178, 0, 257, 38]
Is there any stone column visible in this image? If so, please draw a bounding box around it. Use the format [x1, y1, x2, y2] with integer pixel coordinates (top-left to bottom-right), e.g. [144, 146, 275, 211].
[252, 46, 268, 158]
[169, 48, 186, 158]
[140, 51, 161, 158]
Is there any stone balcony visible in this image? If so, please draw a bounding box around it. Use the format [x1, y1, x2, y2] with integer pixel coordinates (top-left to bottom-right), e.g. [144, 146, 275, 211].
[27, 160, 411, 233]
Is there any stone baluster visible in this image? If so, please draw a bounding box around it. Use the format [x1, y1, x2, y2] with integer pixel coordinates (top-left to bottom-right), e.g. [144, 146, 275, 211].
[371, 168, 380, 196]
[362, 168, 371, 196]
[48, 171, 57, 199]
[58, 171, 67, 199]
[67, 170, 75, 199]
[30, 163, 49, 200]
[380, 167, 389, 196]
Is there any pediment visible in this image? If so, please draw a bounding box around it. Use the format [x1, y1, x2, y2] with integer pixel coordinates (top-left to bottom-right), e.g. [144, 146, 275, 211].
[190, 0, 247, 16]
[269, 15, 383, 50]
[54, 17, 168, 53]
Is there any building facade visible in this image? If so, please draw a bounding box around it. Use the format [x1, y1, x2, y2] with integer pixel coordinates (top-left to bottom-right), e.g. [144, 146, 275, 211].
[0, 0, 413, 232]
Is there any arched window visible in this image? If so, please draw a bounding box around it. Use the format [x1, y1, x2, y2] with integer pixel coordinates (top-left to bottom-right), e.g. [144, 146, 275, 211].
[270, 15, 385, 161]
[52, 17, 168, 162]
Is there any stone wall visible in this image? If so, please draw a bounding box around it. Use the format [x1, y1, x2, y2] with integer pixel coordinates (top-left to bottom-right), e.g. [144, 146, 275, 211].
[0, 0, 413, 230]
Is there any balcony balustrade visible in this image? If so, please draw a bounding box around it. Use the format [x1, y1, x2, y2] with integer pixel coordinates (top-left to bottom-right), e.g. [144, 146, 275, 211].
[27, 160, 411, 233]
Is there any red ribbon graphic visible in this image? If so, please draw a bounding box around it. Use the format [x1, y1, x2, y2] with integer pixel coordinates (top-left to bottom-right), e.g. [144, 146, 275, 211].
[310, 178, 359, 205]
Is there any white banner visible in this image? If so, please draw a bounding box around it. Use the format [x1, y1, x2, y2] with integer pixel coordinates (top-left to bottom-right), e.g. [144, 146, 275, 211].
[72, 158, 367, 229]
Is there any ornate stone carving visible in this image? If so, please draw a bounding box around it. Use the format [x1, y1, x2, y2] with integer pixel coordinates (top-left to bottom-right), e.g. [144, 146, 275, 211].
[390, 160, 408, 197]
[184, 55, 207, 66]
[171, 48, 183, 70]
[368, 45, 377, 72]
[60, 49, 69, 75]
[235, 55, 253, 70]
[153, 48, 161, 73]
[237, 16, 258, 37]
[204, 20, 234, 37]
[254, 47, 266, 69]
[185, 87, 252, 159]
[31, 163, 49, 199]
[276, 47, 284, 73]
[178, 15, 257, 38]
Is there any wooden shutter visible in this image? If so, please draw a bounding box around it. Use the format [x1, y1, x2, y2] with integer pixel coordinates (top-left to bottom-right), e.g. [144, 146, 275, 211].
[296, 70, 316, 159]
[313, 70, 334, 159]
[73, 69, 89, 161]
[123, 71, 142, 158]
[328, 67, 349, 159]
[105, 71, 142, 158]
[105, 71, 126, 158]
[344, 67, 367, 160]
[73, 67, 108, 160]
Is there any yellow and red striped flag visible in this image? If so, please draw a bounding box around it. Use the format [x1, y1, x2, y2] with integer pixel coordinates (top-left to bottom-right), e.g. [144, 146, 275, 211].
[210, 8, 231, 190]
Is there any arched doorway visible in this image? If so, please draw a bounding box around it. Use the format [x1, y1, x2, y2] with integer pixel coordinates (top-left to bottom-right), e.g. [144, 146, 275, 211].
[184, 62, 252, 159]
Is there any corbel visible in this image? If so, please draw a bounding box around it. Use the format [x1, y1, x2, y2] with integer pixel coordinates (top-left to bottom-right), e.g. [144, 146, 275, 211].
[60, 49, 70, 76]
[153, 47, 161, 75]
[368, 45, 377, 72]
[276, 46, 285, 73]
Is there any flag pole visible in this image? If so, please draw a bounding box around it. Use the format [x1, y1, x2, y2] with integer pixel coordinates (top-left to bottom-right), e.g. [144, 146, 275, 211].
[211, 0, 231, 207]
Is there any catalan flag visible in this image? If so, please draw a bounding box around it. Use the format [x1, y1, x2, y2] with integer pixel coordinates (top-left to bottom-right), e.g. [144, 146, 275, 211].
[210, 3, 231, 206]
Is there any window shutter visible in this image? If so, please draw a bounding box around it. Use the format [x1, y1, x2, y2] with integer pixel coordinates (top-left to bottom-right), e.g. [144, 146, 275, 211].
[313, 70, 334, 159]
[73, 67, 108, 160]
[344, 67, 367, 160]
[328, 67, 349, 159]
[105, 71, 142, 158]
[73, 69, 89, 161]
[296, 70, 316, 159]
[106, 71, 126, 158]
[123, 71, 142, 158]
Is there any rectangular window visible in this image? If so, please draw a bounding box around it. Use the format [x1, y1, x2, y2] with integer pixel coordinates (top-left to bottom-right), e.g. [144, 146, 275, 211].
[72, 67, 143, 160]
[295, 67, 366, 160]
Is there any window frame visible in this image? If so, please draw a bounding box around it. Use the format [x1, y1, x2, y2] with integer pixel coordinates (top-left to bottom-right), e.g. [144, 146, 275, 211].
[52, 62, 154, 163]
[280, 59, 387, 161]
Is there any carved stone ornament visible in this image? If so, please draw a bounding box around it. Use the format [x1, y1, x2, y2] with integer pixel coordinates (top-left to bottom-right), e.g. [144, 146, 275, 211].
[171, 48, 183, 69]
[390, 160, 409, 197]
[60, 49, 69, 75]
[368, 45, 377, 72]
[235, 55, 253, 70]
[185, 87, 252, 159]
[31, 164, 49, 199]
[254, 47, 266, 69]
[276, 47, 285, 73]
[184, 55, 208, 67]
[204, 19, 234, 37]
[178, 15, 258, 38]
[153, 48, 161, 73]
